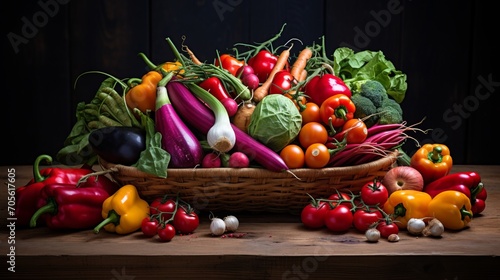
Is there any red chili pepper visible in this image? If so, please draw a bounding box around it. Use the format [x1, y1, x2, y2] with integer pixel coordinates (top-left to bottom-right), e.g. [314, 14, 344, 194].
[248, 50, 279, 83]
[198, 76, 238, 117]
[214, 54, 244, 76]
[319, 93, 356, 128]
[15, 155, 96, 227]
[29, 174, 120, 230]
[304, 73, 352, 106]
[423, 171, 487, 215]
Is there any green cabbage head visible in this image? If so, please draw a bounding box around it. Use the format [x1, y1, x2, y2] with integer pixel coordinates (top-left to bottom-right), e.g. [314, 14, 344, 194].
[247, 94, 302, 152]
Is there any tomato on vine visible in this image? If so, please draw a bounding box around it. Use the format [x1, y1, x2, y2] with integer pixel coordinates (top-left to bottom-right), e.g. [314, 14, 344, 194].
[301, 197, 329, 229]
[300, 102, 321, 125]
[150, 195, 177, 221]
[173, 205, 200, 234]
[324, 204, 353, 232]
[352, 207, 383, 233]
[334, 118, 368, 144]
[360, 179, 389, 206]
[157, 223, 176, 242]
[376, 220, 399, 238]
[141, 216, 159, 237]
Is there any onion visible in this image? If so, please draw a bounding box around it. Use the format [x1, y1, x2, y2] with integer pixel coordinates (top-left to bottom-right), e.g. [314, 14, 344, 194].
[407, 218, 426, 235]
[365, 228, 380, 242]
[224, 215, 239, 232]
[210, 217, 226, 236]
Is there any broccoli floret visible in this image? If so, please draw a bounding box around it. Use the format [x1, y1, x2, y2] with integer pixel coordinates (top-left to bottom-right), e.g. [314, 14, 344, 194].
[377, 98, 403, 124]
[351, 80, 388, 108]
[351, 94, 378, 127]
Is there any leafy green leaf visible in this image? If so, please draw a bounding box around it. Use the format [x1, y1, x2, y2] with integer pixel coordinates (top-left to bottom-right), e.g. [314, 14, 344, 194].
[132, 110, 170, 178]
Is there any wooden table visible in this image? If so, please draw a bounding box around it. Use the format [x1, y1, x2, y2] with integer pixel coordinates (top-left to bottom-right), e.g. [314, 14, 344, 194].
[1, 165, 499, 279]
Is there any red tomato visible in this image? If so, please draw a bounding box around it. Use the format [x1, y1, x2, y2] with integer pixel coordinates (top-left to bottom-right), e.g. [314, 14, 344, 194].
[324, 205, 353, 232]
[150, 196, 177, 222]
[305, 143, 330, 168]
[352, 208, 383, 233]
[301, 200, 329, 229]
[157, 223, 176, 242]
[327, 192, 352, 207]
[376, 221, 400, 238]
[279, 144, 305, 169]
[173, 206, 199, 234]
[269, 70, 295, 94]
[248, 50, 279, 83]
[298, 122, 329, 149]
[334, 118, 368, 144]
[300, 102, 322, 125]
[141, 216, 159, 237]
[360, 180, 389, 206]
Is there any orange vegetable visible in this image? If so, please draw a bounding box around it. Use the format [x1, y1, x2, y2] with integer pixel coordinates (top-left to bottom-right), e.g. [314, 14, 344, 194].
[125, 71, 162, 113]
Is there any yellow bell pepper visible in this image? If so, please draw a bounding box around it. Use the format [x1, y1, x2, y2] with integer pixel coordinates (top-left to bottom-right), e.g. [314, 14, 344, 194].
[428, 190, 473, 230]
[410, 143, 453, 184]
[93, 184, 150, 235]
[383, 190, 432, 230]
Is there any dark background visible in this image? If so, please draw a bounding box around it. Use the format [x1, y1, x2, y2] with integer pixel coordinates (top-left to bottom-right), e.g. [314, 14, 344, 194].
[2, 0, 499, 166]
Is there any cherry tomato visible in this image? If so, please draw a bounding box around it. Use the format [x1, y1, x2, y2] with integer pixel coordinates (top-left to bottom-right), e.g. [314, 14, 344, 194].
[301, 200, 329, 229]
[327, 192, 352, 207]
[157, 223, 176, 242]
[173, 206, 199, 234]
[269, 70, 295, 94]
[150, 196, 177, 222]
[352, 208, 383, 233]
[305, 143, 330, 168]
[376, 220, 400, 238]
[334, 118, 368, 144]
[324, 204, 353, 232]
[300, 102, 321, 125]
[298, 122, 328, 149]
[360, 180, 389, 206]
[248, 50, 279, 83]
[141, 216, 159, 237]
[279, 144, 305, 169]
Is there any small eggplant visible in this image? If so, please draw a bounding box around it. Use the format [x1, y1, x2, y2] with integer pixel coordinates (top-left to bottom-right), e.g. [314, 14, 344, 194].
[89, 126, 146, 165]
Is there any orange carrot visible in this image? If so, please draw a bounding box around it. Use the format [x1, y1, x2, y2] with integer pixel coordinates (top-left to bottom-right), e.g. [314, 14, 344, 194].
[252, 47, 291, 102]
[184, 46, 203, 65]
[290, 47, 312, 81]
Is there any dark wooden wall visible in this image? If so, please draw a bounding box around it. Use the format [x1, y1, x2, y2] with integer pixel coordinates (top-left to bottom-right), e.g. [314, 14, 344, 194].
[3, 0, 499, 166]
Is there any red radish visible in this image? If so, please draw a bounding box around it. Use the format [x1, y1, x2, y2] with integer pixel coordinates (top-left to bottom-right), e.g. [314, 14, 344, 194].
[241, 73, 260, 90]
[220, 98, 239, 117]
[228, 152, 250, 168]
[202, 152, 221, 168]
[236, 65, 255, 78]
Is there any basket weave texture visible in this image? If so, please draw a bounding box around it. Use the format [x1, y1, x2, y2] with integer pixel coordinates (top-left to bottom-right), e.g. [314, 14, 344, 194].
[100, 150, 398, 214]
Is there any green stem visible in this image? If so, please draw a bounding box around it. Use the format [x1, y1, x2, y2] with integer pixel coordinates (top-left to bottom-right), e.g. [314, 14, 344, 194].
[30, 198, 57, 227]
[33, 154, 52, 183]
[393, 203, 406, 218]
[93, 210, 120, 234]
[138, 52, 159, 70]
[470, 183, 484, 203]
[429, 146, 443, 163]
[460, 205, 473, 220]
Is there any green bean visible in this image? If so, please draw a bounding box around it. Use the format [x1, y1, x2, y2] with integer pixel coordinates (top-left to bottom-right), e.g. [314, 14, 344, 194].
[101, 87, 141, 127]
[87, 120, 106, 130]
[98, 115, 123, 127]
[97, 91, 132, 126]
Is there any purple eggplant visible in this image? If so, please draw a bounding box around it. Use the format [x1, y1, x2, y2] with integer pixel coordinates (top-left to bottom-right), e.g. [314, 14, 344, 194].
[155, 75, 203, 168]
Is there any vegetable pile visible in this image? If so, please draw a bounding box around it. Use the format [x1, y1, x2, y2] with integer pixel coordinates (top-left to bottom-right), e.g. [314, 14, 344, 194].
[56, 24, 417, 176]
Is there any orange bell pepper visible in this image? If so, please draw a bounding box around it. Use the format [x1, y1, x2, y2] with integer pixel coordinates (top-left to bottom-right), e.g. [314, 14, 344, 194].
[125, 71, 162, 114]
[410, 143, 453, 184]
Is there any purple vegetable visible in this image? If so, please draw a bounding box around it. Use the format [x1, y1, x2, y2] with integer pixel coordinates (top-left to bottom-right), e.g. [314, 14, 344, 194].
[155, 76, 203, 168]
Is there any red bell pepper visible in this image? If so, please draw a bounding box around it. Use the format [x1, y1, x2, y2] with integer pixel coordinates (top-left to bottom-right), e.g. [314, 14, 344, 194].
[423, 171, 487, 216]
[15, 154, 95, 227]
[214, 54, 244, 76]
[248, 50, 279, 83]
[304, 73, 352, 106]
[29, 173, 119, 230]
[319, 93, 356, 128]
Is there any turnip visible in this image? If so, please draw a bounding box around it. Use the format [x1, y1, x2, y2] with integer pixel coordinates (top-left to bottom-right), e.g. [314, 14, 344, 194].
[228, 152, 250, 168]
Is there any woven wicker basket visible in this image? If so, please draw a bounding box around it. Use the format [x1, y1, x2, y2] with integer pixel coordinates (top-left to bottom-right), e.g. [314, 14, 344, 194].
[100, 150, 398, 214]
